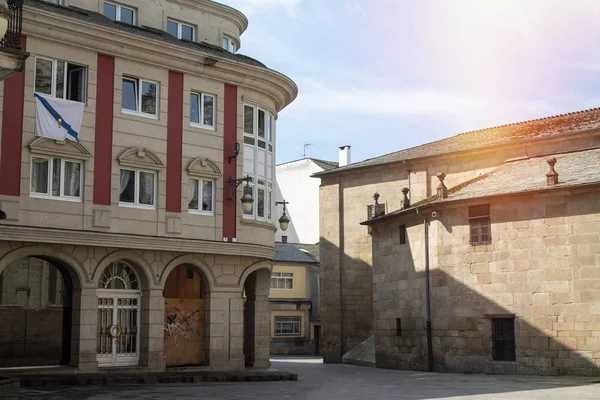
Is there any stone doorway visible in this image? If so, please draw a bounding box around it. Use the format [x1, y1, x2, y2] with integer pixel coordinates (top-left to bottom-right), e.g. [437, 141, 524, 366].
[163, 265, 206, 367]
[0, 256, 73, 368]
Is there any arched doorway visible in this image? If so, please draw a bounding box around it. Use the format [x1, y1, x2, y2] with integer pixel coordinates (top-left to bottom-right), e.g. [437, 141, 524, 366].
[163, 265, 207, 366]
[242, 267, 271, 368]
[96, 261, 141, 367]
[0, 256, 73, 367]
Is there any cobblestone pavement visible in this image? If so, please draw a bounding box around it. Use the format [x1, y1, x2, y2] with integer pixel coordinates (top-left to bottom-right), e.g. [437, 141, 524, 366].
[9, 357, 600, 399]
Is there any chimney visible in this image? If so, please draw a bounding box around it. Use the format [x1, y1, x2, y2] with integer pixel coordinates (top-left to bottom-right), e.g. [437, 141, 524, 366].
[339, 145, 351, 167]
[401, 187, 410, 209]
[437, 172, 448, 199]
[281, 235, 288, 244]
[546, 157, 558, 186]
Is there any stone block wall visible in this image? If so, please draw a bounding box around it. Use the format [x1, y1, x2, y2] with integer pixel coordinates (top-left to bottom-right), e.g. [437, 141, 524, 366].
[370, 187, 600, 375]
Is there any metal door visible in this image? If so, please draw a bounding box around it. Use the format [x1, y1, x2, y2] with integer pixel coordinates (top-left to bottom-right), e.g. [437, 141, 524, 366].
[96, 294, 140, 366]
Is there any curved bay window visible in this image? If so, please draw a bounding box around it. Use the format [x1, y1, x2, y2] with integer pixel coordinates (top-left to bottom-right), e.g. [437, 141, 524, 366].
[243, 104, 274, 221]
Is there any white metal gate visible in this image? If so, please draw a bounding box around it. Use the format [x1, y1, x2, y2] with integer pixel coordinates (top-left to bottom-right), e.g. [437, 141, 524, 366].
[96, 294, 140, 367]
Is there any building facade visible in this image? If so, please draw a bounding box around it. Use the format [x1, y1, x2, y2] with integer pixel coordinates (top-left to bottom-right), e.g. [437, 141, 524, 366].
[269, 242, 320, 355]
[314, 108, 600, 369]
[0, 0, 296, 372]
[364, 148, 600, 375]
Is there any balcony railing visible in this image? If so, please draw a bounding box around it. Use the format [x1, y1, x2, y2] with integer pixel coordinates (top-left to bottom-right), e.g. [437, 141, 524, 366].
[0, 0, 23, 51]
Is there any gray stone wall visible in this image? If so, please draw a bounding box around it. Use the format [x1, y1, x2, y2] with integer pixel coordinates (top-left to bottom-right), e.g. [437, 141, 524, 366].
[371, 188, 600, 375]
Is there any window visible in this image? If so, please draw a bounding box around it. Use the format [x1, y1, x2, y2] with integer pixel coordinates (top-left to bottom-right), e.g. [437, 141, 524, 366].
[396, 318, 402, 336]
[271, 272, 293, 290]
[30, 157, 82, 201]
[167, 19, 195, 41]
[222, 36, 237, 53]
[35, 57, 87, 103]
[190, 92, 215, 129]
[122, 77, 158, 117]
[399, 225, 407, 245]
[469, 204, 491, 245]
[103, 2, 136, 25]
[119, 169, 156, 208]
[274, 316, 301, 336]
[188, 178, 214, 214]
[492, 317, 516, 361]
[243, 104, 274, 219]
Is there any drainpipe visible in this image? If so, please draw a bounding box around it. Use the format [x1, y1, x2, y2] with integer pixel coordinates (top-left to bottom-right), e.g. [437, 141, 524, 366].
[415, 207, 433, 372]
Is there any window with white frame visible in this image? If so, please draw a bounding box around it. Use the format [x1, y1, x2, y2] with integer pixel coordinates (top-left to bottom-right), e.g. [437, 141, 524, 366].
[167, 19, 195, 41]
[243, 104, 275, 220]
[30, 157, 82, 201]
[103, 1, 136, 25]
[188, 178, 214, 214]
[190, 92, 215, 129]
[122, 77, 159, 117]
[222, 36, 237, 53]
[34, 57, 87, 103]
[271, 272, 293, 290]
[119, 169, 156, 208]
[274, 316, 301, 336]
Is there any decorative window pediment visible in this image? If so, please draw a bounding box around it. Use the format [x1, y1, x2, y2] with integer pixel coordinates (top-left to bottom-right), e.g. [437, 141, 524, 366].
[118, 148, 164, 170]
[29, 137, 91, 161]
[187, 157, 221, 179]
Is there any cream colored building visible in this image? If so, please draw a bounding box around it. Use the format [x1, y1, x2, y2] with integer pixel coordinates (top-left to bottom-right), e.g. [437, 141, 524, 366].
[0, 0, 296, 372]
[315, 108, 600, 375]
[269, 243, 320, 355]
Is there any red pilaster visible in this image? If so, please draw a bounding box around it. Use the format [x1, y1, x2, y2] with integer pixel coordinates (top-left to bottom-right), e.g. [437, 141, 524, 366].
[0, 36, 27, 196]
[223, 84, 238, 239]
[166, 71, 184, 213]
[93, 54, 115, 205]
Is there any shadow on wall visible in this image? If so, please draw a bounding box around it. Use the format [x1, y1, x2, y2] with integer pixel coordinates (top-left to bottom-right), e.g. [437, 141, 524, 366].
[370, 194, 600, 376]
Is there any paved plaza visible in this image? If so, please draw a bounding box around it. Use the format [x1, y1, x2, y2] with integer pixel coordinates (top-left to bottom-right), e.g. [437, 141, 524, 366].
[9, 357, 600, 399]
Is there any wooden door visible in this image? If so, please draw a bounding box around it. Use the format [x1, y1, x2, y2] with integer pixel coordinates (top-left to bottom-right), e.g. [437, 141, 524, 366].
[164, 265, 204, 366]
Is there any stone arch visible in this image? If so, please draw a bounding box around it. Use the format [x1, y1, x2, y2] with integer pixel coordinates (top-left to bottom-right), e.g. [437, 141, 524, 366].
[238, 260, 273, 291]
[92, 250, 155, 289]
[0, 245, 87, 289]
[118, 148, 164, 170]
[29, 137, 92, 161]
[159, 254, 217, 292]
[187, 158, 222, 179]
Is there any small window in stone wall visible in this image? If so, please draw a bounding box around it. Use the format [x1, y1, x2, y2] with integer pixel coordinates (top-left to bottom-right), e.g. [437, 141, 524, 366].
[469, 204, 491, 245]
[492, 317, 516, 361]
[396, 318, 402, 336]
[399, 225, 407, 245]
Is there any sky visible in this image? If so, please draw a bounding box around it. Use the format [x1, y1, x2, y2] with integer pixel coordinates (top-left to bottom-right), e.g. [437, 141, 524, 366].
[219, 0, 600, 165]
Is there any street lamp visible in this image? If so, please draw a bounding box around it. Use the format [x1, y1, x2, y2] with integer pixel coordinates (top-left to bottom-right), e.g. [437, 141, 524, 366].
[0, 1, 10, 41]
[275, 200, 290, 231]
[228, 175, 254, 214]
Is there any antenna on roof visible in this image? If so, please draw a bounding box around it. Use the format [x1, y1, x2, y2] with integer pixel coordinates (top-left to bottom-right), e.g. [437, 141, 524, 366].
[303, 142, 313, 158]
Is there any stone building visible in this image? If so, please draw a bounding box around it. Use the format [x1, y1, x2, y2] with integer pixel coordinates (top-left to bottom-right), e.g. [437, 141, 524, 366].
[314, 107, 600, 369]
[363, 148, 600, 375]
[269, 242, 320, 355]
[0, 0, 296, 372]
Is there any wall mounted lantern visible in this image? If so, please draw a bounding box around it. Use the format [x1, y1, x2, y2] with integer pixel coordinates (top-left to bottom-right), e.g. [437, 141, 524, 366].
[228, 175, 253, 214]
[228, 142, 240, 164]
[275, 200, 290, 231]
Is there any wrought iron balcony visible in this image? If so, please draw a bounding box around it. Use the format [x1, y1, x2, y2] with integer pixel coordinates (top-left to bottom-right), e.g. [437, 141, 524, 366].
[0, 0, 23, 51]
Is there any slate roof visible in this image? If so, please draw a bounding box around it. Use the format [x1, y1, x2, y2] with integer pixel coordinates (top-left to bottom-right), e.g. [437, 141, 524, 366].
[315, 107, 600, 177]
[275, 243, 319, 264]
[363, 147, 600, 225]
[25, 0, 267, 68]
[309, 158, 338, 171]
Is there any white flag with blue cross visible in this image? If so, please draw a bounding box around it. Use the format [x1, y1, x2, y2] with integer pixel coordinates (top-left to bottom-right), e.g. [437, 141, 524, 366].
[34, 93, 84, 142]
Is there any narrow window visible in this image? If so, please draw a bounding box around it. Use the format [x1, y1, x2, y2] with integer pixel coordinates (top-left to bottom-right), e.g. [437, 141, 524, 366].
[399, 225, 407, 245]
[190, 92, 215, 129]
[469, 204, 491, 245]
[492, 317, 516, 361]
[244, 105, 254, 134]
[188, 178, 214, 214]
[30, 157, 82, 200]
[119, 169, 156, 208]
[167, 20, 178, 37]
[222, 36, 237, 52]
[396, 318, 402, 336]
[122, 77, 159, 117]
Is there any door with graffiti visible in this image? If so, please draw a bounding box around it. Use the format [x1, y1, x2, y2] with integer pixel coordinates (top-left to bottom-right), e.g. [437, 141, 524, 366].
[163, 265, 204, 366]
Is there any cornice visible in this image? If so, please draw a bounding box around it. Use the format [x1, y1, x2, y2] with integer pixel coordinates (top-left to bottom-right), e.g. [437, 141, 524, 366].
[0, 225, 278, 260]
[171, 0, 249, 34]
[22, 7, 297, 112]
